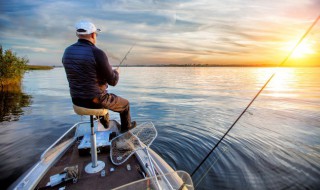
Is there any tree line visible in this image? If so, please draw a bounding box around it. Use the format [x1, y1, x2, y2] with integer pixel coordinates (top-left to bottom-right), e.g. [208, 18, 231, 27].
[0, 46, 28, 88]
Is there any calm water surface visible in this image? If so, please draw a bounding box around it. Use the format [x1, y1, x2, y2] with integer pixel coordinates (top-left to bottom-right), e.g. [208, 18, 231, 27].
[0, 67, 319, 189]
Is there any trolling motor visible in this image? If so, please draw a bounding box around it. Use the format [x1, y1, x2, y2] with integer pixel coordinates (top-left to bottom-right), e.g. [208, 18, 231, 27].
[46, 165, 79, 187]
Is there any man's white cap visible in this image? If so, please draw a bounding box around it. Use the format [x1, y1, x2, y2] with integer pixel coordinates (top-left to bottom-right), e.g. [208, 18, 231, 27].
[75, 21, 101, 35]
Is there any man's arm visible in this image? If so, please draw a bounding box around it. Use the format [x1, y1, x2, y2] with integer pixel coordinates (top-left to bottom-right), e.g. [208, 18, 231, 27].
[93, 47, 119, 86]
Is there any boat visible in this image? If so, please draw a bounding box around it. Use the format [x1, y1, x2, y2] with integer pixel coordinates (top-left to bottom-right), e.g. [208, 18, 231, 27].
[9, 109, 194, 190]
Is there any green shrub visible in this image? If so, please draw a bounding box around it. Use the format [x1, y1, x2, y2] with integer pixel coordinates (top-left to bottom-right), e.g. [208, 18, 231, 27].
[0, 46, 28, 87]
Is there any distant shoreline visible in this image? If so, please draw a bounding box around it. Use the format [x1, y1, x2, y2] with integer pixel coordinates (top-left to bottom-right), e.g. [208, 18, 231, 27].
[114, 64, 268, 67]
[52, 64, 320, 68]
[111, 64, 319, 68]
[27, 65, 54, 70]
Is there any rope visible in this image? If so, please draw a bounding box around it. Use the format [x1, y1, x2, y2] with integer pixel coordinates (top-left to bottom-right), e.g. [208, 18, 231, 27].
[190, 15, 320, 178]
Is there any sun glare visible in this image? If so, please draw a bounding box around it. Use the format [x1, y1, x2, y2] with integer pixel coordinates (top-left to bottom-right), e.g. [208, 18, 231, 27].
[256, 68, 297, 98]
[285, 40, 316, 59]
[291, 43, 315, 58]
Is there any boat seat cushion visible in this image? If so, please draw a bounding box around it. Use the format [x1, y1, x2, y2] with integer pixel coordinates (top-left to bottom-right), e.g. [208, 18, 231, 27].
[73, 104, 108, 116]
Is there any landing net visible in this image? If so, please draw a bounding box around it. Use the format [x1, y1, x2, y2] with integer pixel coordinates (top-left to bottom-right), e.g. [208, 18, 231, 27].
[111, 122, 157, 165]
[113, 170, 194, 190]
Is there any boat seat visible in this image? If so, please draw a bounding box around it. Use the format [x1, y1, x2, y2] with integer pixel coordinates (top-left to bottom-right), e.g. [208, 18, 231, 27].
[73, 104, 108, 174]
[73, 104, 108, 116]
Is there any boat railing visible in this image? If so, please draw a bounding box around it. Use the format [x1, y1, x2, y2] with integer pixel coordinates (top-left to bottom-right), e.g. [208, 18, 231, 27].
[40, 121, 84, 160]
[112, 170, 194, 190]
[40, 119, 102, 161]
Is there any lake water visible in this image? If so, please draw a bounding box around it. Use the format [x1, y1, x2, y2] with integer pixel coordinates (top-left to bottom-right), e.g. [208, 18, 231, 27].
[0, 67, 319, 189]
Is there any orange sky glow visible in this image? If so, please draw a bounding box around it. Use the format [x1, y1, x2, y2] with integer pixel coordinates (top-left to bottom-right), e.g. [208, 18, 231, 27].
[1, 1, 319, 66]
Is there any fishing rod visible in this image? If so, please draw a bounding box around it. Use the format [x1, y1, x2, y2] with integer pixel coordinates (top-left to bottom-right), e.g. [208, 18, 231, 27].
[190, 15, 320, 178]
[116, 43, 136, 70]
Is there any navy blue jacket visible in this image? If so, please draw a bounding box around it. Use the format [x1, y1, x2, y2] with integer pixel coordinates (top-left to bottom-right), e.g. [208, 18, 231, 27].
[62, 39, 119, 108]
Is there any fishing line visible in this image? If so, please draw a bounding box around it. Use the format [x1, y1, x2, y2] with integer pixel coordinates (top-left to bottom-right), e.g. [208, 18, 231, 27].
[190, 15, 320, 178]
[194, 145, 230, 188]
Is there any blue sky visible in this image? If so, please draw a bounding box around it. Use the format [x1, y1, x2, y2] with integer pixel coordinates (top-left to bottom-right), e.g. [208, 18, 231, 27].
[0, 0, 319, 66]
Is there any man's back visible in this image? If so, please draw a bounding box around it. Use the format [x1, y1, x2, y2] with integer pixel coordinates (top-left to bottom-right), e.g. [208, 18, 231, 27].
[63, 39, 101, 99]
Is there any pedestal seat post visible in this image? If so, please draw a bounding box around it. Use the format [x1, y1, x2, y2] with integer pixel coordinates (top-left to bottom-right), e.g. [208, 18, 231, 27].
[73, 105, 108, 174]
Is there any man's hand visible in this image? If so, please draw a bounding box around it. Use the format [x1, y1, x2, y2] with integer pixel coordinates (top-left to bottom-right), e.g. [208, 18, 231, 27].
[115, 68, 120, 74]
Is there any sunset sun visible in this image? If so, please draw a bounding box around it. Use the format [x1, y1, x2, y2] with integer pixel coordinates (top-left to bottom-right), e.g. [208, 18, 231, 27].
[291, 42, 315, 58]
[282, 37, 316, 60]
[280, 38, 318, 66]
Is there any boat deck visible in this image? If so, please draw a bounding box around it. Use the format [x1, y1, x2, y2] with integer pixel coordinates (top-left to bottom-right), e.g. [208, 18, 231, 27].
[36, 140, 144, 190]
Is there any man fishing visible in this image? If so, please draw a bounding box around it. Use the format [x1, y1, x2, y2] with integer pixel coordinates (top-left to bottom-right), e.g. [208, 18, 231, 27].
[62, 20, 136, 133]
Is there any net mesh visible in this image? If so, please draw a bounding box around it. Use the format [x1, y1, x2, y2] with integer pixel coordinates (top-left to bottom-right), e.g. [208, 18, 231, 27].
[113, 170, 194, 190]
[111, 122, 157, 165]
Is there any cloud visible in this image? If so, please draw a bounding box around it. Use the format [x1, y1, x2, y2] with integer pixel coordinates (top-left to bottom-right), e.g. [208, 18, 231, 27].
[12, 46, 47, 53]
[0, 0, 319, 66]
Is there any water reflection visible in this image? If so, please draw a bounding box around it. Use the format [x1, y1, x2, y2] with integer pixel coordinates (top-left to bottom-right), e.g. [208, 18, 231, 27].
[1, 68, 320, 189]
[253, 68, 299, 98]
[0, 85, 32, 122]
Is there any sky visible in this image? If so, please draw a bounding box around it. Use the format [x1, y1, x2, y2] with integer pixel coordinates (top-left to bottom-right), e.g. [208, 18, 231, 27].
[0, 0, 319, 66]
